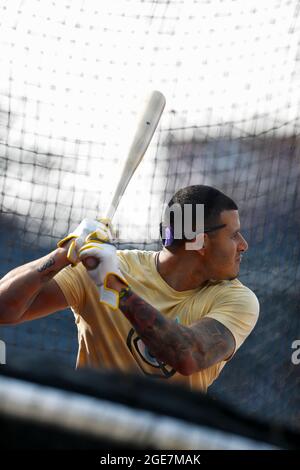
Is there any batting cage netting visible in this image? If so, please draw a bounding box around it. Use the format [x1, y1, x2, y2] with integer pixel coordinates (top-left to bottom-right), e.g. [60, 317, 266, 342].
[0, 0, 300, 447]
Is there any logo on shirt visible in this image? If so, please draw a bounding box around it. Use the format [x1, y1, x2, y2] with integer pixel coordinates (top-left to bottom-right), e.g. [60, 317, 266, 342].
[126, 328, 176, 379]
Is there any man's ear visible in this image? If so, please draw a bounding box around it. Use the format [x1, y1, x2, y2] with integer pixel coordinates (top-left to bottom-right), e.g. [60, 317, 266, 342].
[185, 233, 205, 252]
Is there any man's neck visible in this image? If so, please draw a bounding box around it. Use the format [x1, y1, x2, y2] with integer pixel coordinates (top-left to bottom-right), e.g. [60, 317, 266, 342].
[156, 248, 208, 292]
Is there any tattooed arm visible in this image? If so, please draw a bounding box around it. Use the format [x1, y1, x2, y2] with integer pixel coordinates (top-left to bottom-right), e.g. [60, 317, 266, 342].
[0, 247, 69, 325]
[108, 276, 235, 375]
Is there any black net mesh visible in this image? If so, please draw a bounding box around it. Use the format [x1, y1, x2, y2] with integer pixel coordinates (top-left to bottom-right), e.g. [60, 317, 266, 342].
[0, 0, 300, 432]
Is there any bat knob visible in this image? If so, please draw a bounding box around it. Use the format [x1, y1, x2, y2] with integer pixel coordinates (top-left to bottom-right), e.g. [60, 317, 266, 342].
[82, 257, 100, 270]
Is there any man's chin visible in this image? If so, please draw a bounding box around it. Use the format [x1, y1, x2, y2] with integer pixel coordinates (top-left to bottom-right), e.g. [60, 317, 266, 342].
[213, 268, 239, 282]
[214, 273, 238, 282]
[227, 270, 239, 281]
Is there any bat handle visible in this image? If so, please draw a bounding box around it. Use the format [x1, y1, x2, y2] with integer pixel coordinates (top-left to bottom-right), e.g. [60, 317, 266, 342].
[82, 256, 100, 270]
[105, 171, 130, 221]
[105, 202, 116, 221]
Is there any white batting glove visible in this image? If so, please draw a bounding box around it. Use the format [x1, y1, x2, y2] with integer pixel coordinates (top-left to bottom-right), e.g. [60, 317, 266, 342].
[78, 237, 128, 310]
[57, 218, 114, 265]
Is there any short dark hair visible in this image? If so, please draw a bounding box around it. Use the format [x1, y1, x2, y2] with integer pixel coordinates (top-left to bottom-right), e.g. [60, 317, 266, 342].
[160, 185, 238, 248]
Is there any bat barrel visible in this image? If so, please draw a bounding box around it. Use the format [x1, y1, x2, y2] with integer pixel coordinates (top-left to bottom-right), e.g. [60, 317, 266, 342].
[106, 90, 166, 221]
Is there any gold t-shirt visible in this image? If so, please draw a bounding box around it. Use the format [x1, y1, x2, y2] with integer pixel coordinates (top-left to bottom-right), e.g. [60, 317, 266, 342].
[54, 249, 259, 392]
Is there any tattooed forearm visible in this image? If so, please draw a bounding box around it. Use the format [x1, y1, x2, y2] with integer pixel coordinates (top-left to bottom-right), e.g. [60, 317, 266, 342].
[0, 247, 69, 324]
[191, 318, 235, 367]
[37, 257, 55, 273]
[119, 290, 235, 375]
[119, 289, 206, 374]
[36, 257, 57, 282]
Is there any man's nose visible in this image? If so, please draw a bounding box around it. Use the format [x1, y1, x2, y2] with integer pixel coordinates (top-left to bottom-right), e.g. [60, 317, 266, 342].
[239, 234, 248, 252]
